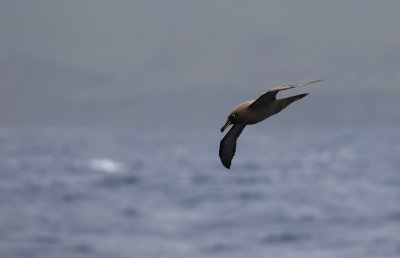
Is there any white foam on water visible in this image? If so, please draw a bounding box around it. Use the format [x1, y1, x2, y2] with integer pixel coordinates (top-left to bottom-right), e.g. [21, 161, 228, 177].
[88, 158, 125, 174]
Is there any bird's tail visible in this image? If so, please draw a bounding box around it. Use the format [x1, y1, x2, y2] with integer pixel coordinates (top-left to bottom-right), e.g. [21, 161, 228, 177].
[283, 93, 308, 104]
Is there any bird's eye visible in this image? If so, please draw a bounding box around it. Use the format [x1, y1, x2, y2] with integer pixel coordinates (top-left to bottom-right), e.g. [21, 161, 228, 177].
[230, 113, 237, 119]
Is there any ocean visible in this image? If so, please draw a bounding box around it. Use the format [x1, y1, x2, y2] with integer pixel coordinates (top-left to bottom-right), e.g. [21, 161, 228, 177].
[0, 126, 399, 258]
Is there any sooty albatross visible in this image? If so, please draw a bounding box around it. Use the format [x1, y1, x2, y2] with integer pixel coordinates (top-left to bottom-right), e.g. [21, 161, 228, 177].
[219, 80, 322, 169]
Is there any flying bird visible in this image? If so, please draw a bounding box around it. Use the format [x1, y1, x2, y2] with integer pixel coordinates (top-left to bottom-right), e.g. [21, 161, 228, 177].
[219, 80, 322, 169]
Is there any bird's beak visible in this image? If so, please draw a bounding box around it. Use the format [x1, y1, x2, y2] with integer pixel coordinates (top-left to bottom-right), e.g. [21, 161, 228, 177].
[220, 120, 231, 132]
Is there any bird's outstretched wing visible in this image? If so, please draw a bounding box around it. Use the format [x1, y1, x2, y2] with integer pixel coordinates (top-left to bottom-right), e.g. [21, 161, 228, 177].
[219, 124, 246, 169]
[250, 80, 322, 108]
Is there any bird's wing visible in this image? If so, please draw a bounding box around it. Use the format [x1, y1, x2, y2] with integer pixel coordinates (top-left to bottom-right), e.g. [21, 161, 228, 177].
[219, 124, 246, 169]
[250, 80, 322, 108]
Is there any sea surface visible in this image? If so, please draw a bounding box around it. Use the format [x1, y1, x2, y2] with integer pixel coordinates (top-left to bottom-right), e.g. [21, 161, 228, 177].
[0, 126, 399, 258]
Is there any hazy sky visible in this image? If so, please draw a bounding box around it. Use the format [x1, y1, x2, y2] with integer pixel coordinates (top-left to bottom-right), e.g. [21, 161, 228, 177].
[2, 1, 400, 89]
[0, 1, 399, 126]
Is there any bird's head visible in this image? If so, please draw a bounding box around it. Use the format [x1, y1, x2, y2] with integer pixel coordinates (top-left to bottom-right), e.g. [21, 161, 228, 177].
[220, 101, 252, 132]
[220, 112, 239, 132]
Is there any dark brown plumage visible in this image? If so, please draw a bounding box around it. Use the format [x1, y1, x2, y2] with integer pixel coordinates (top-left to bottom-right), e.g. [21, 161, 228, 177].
[219, 80, 322, 169]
